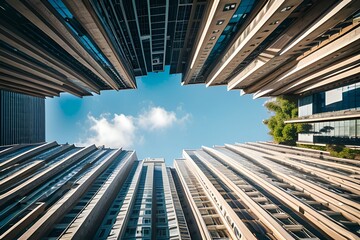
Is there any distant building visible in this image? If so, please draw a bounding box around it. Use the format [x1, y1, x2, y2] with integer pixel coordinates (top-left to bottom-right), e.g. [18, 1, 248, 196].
[1, 0, 359, 98]
[285, 82, 360, 145]
[0, 90, 45, 145]
[94, 157, 192, 240]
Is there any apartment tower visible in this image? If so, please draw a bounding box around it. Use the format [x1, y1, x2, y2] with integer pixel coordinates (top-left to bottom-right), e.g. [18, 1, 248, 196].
[0, 143, 193, 239]
[0, 141, 359, 239]
[0, 0, 358, 98]
[174, 141, 360, 239]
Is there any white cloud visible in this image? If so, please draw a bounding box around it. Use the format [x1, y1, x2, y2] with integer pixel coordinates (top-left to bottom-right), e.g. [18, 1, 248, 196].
[138, 107, 177, 131]
[78, 106, 190, 148]
[78, 113, 136, 148]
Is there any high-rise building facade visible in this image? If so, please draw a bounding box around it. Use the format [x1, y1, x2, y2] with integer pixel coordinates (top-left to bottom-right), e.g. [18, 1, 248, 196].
[0, 142, 135, 239]
[177, 0, 360, 99]
[98, 157, 192, 240]
[0, 90, 45, 145]
[0, 0, 136, 98]
[1, 0, 359, 98]
[175, 141, 360, 239]
[0, 141, 359, 239]
[0, 143, 193, 239]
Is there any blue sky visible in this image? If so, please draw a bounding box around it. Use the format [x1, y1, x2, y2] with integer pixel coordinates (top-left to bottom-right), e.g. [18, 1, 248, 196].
[46, 67, 270, 165]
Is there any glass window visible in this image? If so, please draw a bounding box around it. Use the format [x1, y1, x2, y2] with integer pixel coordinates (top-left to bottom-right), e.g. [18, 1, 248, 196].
[143, 227, 150, 236]
[349, 120, 356, 137]
[344, 120, 350, 136]
[156, 228, 167, 237]
[333, 121, 338, 136]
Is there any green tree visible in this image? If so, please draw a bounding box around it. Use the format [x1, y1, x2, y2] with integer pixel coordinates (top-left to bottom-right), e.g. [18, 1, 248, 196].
[263, 96, 303, 145]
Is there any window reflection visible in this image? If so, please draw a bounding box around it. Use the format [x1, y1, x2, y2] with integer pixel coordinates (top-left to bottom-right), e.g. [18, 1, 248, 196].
[300, 119, 360, 145]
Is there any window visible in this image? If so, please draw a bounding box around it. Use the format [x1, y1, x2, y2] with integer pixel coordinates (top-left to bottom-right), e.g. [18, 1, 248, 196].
[125, 228, 136, 235]
[143, 227, 150, 236]
[204, 217, 214, 226]
[157, 217, 166, 223]
[157, 209, 165, 214]
[210, 230, 219, 238]
[157, 228, 167, 237]
[223, 3, 236, 11]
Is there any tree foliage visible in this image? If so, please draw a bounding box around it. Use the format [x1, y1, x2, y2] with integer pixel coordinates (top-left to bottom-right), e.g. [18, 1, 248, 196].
[263, 96, 303, 145]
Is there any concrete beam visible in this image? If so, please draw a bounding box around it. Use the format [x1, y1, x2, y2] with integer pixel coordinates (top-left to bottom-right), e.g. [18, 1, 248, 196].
[63, 0, 136, 89]
[206, 0, 302, 86]
[253, 25, 360, 98]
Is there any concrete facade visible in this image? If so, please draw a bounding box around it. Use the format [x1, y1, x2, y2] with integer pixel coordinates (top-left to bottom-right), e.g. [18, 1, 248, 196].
[0, 141, 359, 239]
[0, 143, 193, 240]
[2, 1, 359, 98]
[175, 141, 360, 240]
[178, 0, 360, 99]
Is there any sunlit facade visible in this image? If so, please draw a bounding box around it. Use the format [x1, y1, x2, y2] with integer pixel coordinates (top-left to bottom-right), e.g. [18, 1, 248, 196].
[175, 141, 360, 239]
[94, 158, 191, 240]
[0, 141, 359, 239]
[179, 0, 360, 99]
[2, 1, 358, 98]
[0, 144, 192, 239]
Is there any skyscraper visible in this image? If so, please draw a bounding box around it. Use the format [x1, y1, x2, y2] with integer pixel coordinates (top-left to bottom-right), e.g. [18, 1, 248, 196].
[0, 142, 135, 239]
[0, 90, 45, 145]
[1, 0, 359, 98]
[98, 158, 191, 240]
[0, 141, 359, 239]
[0, 143, 193, 239]
[177, 0, 360, 99]
[175, 141, 360, 239]
[0, 0, 136, 98]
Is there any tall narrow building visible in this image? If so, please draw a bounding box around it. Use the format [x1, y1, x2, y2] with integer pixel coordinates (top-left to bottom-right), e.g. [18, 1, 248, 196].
[174, 141, 360, 239]
[94, 157, 192, 240]
[0, 90, 45, 145]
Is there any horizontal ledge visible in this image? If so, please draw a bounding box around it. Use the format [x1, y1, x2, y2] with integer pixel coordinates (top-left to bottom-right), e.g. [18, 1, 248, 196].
[285, 110, 360, 123]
